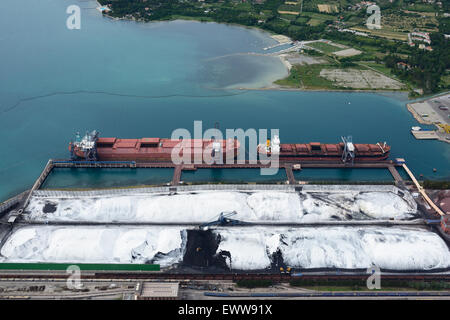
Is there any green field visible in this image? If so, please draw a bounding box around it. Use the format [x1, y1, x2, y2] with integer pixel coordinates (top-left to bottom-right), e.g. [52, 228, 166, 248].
[350, 27, 408, 41]
[301, 0, 342, 13]
[0, 263, 160, 271]
[280, 14, 298, 21]
[295, 16, 310, 24]
[307, 18, 323, 26]
[274, 64, 339, 90]
[404, 4, 437, 13]
[301, 11, 336, 21]
[308, 41, 342, 53]
[278, 4, 302, 12]
[319, 37, 388, 59]
[274, 61, 396, 90]
[359, 62, 393, 77]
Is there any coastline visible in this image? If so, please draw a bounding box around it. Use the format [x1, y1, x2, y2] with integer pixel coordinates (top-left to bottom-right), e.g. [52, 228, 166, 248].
[237, 85, 409, 95]
[408, 91, 450, 104]
[97, 9, 412, 96]
[95, 4, 450, 100]
[96, 7, 446, 110]
[99, 9, 277, 36]
[406, 103, 432, 125]
[278, 54, 293, 72]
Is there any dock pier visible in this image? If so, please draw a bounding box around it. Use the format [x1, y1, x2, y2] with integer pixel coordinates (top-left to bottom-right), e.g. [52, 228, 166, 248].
[10, 158, 420, 220]
[22, 160, 53, 210]
[30, 159, 406, 193]
[388, 165, 404, 186]
[285, 164, 296, 185]
[29, 160, 407, 195]
[11, 157, 447, 229]
[172, 165, 182, 186]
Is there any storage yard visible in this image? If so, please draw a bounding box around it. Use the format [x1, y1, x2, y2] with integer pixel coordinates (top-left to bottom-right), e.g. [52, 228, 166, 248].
[0, 178, 449, 271]
[0, 157, 448, 299]
[3, 184, 446, 270]
[319, 69, 404, 90]
[407, 93, 450, 143]
[24, 186, 418, 223]
[0, 222, 449, 270]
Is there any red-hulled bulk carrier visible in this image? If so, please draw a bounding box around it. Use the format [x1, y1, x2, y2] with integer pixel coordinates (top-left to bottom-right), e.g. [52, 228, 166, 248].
[69, 131, 240, 162]
[257, 135, 390, 162]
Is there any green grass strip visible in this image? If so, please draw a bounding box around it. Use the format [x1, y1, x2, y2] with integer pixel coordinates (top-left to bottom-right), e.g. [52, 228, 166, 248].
[0, 263, 160, 271]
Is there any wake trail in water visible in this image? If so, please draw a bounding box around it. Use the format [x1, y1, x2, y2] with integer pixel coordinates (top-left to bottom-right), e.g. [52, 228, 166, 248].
[1, 89, 250, 114]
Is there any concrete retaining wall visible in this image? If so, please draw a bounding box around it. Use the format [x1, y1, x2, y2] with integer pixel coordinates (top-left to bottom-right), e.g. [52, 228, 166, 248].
[0, 191, 29, 215]
[32, 184, 415, 206]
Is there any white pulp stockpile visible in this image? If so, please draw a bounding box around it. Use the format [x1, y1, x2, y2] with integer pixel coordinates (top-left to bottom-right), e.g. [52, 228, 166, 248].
[214, 227, 450, 270]
[1, 226, 449, 271]
[0, 227, 186, 267]
[25, 189, 418, 223]
[1, 187, 449, 270]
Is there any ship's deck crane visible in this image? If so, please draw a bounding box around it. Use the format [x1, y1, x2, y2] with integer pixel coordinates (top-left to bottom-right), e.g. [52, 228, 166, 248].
[199, 211, 249, 229]
[341, 136, 355, 164]
[211, 121, 222, 163]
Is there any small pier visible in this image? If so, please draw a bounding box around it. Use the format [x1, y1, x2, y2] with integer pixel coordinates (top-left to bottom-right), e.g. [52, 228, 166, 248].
[284, 164, 296, 185]
[263, 41, 293, 51]
[411, 130, 439, 140]
[22, 160, 53, 210]
[172, 165, 182, 186]
[388, 165, 404, 186]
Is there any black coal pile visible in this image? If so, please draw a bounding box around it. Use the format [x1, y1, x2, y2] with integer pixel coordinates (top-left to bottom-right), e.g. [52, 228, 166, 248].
[43, 202, 57, 213]
[182, 230, 229, 271]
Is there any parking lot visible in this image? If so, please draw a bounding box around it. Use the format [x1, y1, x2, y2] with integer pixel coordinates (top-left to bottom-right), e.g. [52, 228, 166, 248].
[408, 93, 450, 125]
[429, 94, 450, 125]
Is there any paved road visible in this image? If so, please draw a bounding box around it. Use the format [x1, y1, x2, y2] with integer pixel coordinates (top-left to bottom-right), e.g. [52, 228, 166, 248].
[429, 94, 450, 124]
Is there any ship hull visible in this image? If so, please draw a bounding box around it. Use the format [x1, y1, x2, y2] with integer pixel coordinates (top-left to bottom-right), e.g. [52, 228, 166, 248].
[75, 152, 237, 162]
[261, 155, 390, 162]
[257, 142, 390, 162]
[70, 137, 240, 162]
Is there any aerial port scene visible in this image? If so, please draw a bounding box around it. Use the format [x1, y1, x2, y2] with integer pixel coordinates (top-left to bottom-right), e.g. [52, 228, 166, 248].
[0, 0, 449, 309]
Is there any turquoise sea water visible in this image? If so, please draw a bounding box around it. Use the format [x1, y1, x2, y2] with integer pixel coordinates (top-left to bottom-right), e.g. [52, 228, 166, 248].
[293, 168, 394, 182]
[41, 168, 174, 189]
[41, 167, 401, 189]
[42, 167, 399, 189]
[0, 0, 449, 200]
[181, 168, 288, 184]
